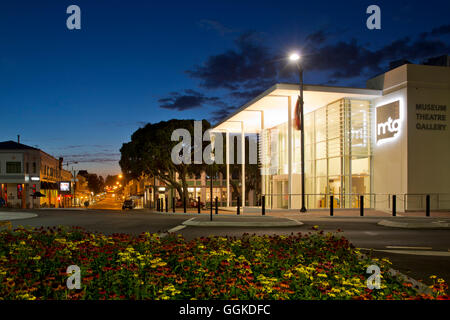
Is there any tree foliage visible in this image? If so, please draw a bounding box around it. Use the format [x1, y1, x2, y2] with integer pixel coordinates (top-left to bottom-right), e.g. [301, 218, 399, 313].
[119, 119, 211, 201]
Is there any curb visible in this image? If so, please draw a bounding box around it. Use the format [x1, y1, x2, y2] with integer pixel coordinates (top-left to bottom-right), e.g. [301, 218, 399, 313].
[358, 251, 432, 295]
[0, 212, 38, 221]
[182, 219, 304, 228]
[378, 219, 450, 229]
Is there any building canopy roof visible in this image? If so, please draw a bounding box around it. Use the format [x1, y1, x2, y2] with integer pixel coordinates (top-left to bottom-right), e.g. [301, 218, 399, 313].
[213, 83, 382, 133]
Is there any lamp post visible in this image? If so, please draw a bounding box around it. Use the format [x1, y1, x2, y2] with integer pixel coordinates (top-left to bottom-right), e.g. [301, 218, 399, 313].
[289, 53, 307, 212]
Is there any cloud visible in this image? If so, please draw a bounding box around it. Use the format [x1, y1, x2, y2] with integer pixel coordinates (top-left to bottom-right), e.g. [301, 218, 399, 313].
[303, 26, 450, 79]
[209, 105, 238, 124]
[59, 151, 121, 165]
[176, 24, 449, 123]
[420, 24, 450, 38]
[186, 32, 279, 92]
[197, 19, 236, 36]
[305, 29, 329, 45]
[158, 89, 224, 111]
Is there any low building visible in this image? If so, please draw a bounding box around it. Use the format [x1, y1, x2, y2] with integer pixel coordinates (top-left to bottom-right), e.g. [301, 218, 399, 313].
[0, 140, 73, 208]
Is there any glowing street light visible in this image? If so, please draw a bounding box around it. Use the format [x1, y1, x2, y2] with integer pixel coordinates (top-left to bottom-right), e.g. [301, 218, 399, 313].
[289, 53, 300, 61]
[289, 51, 306, 213]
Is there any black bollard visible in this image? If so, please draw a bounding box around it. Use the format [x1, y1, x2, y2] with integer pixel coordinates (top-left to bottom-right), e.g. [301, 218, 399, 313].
[183, 197, 186, 213]
[330, 195, 334, 217]
[172, 197, 175, 213]
[360, 195, 364, 217]
[197, 196, 201, 214]
[392, 195, 396, 217]
[156, 198, 160, 212]
[262, 195, 265, 216]
[237, 196, 240, 215]
[165, 197, 168, 212]
[426, 194, 430, 217]
[215, 197, 218, 215]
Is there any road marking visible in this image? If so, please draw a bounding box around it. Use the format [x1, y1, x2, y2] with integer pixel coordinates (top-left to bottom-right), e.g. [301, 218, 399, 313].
[167, 225, 186, 233]
[159, 218, 194, 238]
[364, 231, 379, 236]
[386, 246, 432, 250]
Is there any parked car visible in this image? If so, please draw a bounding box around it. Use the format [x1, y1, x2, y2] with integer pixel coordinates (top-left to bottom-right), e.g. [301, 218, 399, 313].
[122, 199, 135, 210]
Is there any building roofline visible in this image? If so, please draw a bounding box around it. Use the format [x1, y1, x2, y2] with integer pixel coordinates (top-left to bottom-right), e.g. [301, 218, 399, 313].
[213, 83, 382, 129]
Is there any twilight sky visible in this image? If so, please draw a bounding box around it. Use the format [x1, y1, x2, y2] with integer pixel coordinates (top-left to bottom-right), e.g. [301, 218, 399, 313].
[1, 0, 449, 176]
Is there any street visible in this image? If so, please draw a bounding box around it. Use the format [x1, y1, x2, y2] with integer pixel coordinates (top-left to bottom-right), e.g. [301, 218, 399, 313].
[5, 196, 450, 286]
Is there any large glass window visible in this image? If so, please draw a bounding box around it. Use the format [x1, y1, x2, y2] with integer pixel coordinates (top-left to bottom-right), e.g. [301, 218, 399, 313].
[261, 98, 372, 209]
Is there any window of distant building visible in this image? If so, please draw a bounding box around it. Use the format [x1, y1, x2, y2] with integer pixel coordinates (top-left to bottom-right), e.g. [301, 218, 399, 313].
[32, 162, 36, 173]
[6, 162, 22, 174]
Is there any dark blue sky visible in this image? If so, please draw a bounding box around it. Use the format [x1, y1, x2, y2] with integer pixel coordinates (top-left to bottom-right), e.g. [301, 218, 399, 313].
[1, 0, 449, 176]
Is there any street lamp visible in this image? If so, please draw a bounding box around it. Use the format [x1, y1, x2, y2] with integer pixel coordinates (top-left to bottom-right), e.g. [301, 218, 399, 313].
[289, 52, 307, 213]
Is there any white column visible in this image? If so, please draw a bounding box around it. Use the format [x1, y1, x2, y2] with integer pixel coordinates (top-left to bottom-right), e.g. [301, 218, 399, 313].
[226, 131, 230, 207]
[288, 96, 293, 209]
[241, 122, 245, 211]
[260, 111, 265, 198]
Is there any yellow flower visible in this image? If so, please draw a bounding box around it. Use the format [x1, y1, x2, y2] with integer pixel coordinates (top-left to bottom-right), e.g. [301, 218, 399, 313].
[317, 273, 327, 278]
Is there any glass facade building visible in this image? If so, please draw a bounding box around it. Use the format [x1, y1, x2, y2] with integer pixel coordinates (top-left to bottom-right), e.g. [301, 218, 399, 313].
[214, 64, 450, 212]
[260, 98, 372, 209]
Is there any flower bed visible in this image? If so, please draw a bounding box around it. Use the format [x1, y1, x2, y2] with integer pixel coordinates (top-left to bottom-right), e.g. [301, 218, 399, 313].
[0, 226, 448, 300]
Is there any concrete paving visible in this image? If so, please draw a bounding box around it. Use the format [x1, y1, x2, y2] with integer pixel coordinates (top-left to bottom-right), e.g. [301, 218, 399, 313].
[0, 211, 38, 221]
[182, 215, 303, 227]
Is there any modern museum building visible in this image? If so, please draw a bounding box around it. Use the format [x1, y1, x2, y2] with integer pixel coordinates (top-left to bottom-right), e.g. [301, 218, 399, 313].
[213, 62, 450, 211]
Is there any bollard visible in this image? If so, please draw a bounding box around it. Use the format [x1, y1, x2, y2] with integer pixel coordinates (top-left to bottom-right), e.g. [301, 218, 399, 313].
[210, 199, 213, 221]
[237, 196, 240, 215]
[330, 195, 334, 217]
[360, 195, 364, 217]
[156, 198, 160, 212]
[426, 194, 430, 217]
[215, 197, 218, 215]
[172, 197, 175, 213]
[165, 197, 168, 212]
[197, 196, 201, 214]
[392, 195, 396, 217]
[262, 195, 265, 216]
[183, 197, 186, 213]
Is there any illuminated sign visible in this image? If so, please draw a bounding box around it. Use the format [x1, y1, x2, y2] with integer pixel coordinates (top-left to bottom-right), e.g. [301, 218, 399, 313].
[376, 101, 400, 142]
[60, 182, 71, 192]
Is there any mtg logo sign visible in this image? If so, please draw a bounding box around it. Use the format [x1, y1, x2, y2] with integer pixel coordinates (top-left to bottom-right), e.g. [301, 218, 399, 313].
[376, 101, 400, 142]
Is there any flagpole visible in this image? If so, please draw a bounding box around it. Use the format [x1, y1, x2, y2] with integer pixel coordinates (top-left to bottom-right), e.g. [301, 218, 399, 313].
[299, 65, 307, 212]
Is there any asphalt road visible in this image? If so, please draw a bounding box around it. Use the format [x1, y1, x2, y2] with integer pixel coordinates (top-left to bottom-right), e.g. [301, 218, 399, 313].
[5, 202, 450, 285]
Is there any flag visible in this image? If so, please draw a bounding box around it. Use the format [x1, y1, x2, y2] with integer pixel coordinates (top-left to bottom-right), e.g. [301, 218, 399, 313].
[294, 96, 302, 130]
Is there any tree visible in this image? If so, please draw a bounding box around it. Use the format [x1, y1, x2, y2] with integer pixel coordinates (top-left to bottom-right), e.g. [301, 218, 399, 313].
[119, 119, 211, 203]
[86, 174, 104, 195]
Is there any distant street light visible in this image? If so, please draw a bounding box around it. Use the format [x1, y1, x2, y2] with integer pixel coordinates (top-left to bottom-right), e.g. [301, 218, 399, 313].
[289, 52, 307, 213]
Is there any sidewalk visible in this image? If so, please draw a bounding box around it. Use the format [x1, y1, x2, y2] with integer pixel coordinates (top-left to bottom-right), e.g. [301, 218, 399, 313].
[155, 207, 450, 218]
